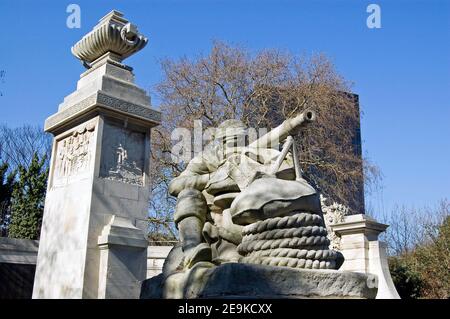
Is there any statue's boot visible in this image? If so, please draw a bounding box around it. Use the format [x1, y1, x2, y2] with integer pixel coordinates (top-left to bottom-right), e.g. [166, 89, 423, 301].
[184, 243, 212, 268]
[178, 215, 212, 268]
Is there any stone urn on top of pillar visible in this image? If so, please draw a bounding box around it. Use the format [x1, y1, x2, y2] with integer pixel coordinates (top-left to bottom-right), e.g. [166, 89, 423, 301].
[32, 10, 160, 299]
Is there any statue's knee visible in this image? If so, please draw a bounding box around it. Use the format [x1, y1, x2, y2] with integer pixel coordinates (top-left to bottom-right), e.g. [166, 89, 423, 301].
[174, 188, 207, 225]
[177, 188, 204, 200]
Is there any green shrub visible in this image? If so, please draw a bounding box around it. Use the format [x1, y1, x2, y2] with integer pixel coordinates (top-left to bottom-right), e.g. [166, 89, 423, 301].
[388, 256, 423, 299]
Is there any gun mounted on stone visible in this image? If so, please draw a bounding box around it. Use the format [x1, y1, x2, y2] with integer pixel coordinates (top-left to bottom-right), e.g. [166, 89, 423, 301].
[246, 109, 316, 179]
[248, 109, 316, 149]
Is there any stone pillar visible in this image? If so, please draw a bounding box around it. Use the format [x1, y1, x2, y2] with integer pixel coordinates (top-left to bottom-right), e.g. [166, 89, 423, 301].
[32, 10, 160, 299]
[331, 214, 400, 299]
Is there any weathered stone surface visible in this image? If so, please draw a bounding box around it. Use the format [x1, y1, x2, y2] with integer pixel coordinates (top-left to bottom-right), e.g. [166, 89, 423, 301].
[141, 263, 378, 299]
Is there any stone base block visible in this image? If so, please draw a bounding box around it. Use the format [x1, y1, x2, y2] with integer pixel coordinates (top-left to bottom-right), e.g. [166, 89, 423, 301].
[141, 263, 378, 299]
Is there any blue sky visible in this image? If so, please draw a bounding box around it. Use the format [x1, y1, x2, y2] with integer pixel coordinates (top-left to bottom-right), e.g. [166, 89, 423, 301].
[0, 0, 449, 215]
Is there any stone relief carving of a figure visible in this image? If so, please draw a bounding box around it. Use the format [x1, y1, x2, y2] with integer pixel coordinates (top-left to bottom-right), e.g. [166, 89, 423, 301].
[116, 143, 128, 167]
[55, 125, 94, 179]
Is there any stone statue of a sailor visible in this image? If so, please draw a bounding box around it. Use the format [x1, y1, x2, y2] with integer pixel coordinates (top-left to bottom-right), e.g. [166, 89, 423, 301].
[142, 109, 378, 299]
[168, 119, 252, 267]
[167, 110, 324, 270]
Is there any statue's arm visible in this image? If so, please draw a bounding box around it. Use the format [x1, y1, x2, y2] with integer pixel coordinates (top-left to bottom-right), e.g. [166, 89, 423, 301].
[168, 173, 210, 197]
[168, 154, 212, 197]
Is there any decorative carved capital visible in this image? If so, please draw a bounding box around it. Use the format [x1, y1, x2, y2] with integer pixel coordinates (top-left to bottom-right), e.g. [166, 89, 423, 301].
[71, 10, 148, 68]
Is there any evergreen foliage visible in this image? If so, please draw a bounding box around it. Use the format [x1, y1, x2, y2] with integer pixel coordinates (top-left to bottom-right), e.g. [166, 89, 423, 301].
[0, 162, 16, 236]
[8, 153, 48, 240]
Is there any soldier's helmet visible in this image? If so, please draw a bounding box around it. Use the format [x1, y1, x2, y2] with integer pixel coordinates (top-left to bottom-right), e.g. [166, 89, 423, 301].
[214, 119, 247, 147]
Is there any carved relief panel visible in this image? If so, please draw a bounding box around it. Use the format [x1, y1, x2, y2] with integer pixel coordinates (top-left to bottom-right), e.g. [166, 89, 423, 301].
[53, 121, 96, 181]
[100, 121, 145, 185]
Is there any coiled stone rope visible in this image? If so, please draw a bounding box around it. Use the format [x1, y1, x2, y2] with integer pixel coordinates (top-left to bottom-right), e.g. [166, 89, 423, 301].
[238, 211, 341, 270]
[243, 225, 328, 241]
[241, 256, 336, 270]
[242, 212, 323, 236]
[246, 247, 339, 260]
[238, 235, 329, 254]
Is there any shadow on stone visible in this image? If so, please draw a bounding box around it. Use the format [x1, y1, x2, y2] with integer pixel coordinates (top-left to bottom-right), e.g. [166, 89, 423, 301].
[141, 263, 377, 299]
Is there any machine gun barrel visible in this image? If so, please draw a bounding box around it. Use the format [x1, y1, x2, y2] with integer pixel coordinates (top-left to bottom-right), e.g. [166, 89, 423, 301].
[248, 109, 316, 149]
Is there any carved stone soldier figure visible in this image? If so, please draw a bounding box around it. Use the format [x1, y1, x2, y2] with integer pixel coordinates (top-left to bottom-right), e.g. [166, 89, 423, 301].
[168, 118, 299, 269]
[168, 119, 248, 268]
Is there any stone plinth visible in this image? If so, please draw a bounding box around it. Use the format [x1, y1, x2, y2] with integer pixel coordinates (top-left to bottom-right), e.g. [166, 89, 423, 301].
[32, 11, 160, 299]
[147, 245, 174, 279]
[140, 263, 378, 299]
[331, 214, 400, 299]
[0, 237, 39, 265]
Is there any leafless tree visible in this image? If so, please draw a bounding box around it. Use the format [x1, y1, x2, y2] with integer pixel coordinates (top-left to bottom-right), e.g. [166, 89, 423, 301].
[372, 199, 449, 256]
[149, 41, 381, 236]
[0, 124, 52, 171]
